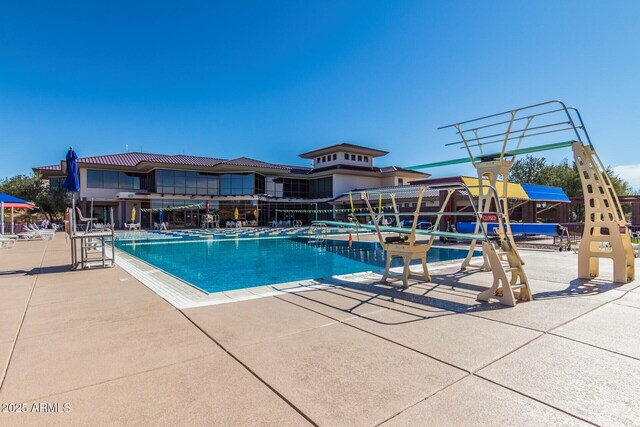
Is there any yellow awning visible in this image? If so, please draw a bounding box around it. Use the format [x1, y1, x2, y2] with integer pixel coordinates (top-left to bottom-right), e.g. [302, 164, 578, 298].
[461, 177, 529, 200]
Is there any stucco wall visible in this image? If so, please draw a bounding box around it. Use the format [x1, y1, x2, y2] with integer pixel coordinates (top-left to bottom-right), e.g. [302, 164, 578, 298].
[332, 174, 382, 198]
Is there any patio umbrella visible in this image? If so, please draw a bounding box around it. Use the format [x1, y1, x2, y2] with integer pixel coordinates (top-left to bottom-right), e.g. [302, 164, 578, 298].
[234, 207, 239, 221]
[63, 147, 80, 228]
[0, 193, 35, 235]
[102, 207, 108, 223]
[158, 209, 163, 223]
[131, 207, 137, 223]
[254, 208, 258, 219]
[205, 200, 210, 213]
[63, 147, 80, 193]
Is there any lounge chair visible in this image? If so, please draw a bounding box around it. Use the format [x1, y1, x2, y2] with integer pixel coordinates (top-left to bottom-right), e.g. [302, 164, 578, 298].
[0, 236, 17, 249]
[16, 227, 54, 240]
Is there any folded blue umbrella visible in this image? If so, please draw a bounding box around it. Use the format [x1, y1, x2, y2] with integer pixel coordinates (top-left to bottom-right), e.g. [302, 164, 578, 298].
[63, 147, 80, 192]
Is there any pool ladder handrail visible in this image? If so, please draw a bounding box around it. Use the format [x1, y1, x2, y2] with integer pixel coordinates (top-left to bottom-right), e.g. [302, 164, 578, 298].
[309, 223, 327, 247]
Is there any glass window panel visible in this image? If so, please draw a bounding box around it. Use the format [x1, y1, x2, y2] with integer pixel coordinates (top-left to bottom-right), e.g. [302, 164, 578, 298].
[174, 171, 185, 193]
[161, 170, 174, 186]
[103, 171, 119, 188]
[220, 174, 232, 195]
[186, 172, 197, 189]
[87, 170, 103, 188]
[174, 171, 185, 186]
[207, 175, 219, 195]
[119, 172, 133, 189]
[197, 173, 208, 194]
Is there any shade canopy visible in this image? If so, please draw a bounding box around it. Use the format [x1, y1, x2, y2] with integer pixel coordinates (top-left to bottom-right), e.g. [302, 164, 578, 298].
[0, 193, 35, 209]
[520, 184, 571, 203]
[63, 148, 80, 192]
[460, 177, 529, 200]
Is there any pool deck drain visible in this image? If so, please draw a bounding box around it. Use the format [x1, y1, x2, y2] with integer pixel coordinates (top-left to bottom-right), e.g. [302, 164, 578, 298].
[1, 235, 639, 426]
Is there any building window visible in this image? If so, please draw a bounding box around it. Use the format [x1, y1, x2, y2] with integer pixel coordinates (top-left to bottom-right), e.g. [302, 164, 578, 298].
[351, 154, 356, 160]
[87, 169, 142, 190]
[364, 156, 368, 162]
[357, 155, 362, 161]
[49, 177, 65, 191]
[344, 153, 349, 160]
[332, 154, 336, 161]
[309, 177, 333, 198]
[398, 178, 404, 185]
[156, 169, 253, 196]
[317, 157, 320, 164]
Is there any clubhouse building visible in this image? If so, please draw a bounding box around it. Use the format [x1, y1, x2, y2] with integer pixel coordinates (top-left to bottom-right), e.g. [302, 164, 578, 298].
[34, 143, 429, 228]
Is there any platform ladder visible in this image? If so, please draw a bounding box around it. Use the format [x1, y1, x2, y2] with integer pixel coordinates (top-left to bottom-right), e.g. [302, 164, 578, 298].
[437, 185, 533, 306]
[573, 142, 634, 283]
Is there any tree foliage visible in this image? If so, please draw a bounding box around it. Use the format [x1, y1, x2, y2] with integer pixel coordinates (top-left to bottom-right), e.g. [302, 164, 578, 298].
[509, 155, 631, 197]
[509, 155, 633, 220]
[0, 173, 67, 220]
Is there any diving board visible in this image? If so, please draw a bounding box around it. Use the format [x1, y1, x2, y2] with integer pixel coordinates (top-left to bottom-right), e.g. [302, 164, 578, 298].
[315, 220, 487, 241]
[405, 140, 575, 171]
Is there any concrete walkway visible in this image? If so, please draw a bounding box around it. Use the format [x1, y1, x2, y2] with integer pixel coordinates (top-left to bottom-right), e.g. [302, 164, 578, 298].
[1, 235, 639, 426]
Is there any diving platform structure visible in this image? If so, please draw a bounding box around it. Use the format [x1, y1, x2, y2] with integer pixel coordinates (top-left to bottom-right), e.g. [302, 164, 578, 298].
[315, 181, 533, 307]
[314, 100, 634, 307]
[407, 100, 634, 284]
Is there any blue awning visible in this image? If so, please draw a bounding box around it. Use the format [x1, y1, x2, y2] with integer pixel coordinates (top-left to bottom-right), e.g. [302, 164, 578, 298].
[521, 184, 570, 203]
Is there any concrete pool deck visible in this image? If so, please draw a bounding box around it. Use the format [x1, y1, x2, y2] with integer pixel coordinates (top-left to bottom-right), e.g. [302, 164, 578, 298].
[1, 235, 639, 426]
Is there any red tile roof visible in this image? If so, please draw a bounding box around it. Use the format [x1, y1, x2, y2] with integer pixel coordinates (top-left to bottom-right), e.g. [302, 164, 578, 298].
[33, 152, 310, 173]
[143, 154, 226, 167]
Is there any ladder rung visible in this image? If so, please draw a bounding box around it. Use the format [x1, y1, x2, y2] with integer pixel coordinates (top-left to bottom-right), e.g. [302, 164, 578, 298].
[510, 283, 526, 289]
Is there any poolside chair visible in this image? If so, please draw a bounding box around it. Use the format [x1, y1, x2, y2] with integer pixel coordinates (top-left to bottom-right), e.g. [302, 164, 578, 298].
[126, 222, 141, 231]
[75, 207, 97, 233]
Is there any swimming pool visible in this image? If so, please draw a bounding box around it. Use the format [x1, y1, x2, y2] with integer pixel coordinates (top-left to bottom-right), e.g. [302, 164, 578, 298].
[115, 235, 479, 294]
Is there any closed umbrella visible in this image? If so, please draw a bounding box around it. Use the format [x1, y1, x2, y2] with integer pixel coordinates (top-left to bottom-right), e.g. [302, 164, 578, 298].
[205, 200, 210, 213]
[63, 147, 80, 193]
[234, 207, 239, 221]
[102, 207, 108, 223]
[131, 207, 137, 223]
[63, 147, 80, 229]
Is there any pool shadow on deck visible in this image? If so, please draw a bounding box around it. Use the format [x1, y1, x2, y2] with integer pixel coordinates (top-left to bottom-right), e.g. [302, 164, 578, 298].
[277, 267, 629, 325]
[0, 264, 73, 277]
[279, 283, 456, 326]
[532, 277, 628, 300]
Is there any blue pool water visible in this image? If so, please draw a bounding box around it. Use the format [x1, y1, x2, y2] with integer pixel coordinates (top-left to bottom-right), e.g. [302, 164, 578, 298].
[116, 236, 478, 294]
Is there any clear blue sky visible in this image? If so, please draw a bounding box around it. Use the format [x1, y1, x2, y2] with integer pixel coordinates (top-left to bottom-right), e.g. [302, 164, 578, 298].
[1, 1, 639, 187]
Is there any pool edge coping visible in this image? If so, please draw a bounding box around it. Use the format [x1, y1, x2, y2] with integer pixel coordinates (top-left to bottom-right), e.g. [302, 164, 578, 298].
[113, 245, 479, 310]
